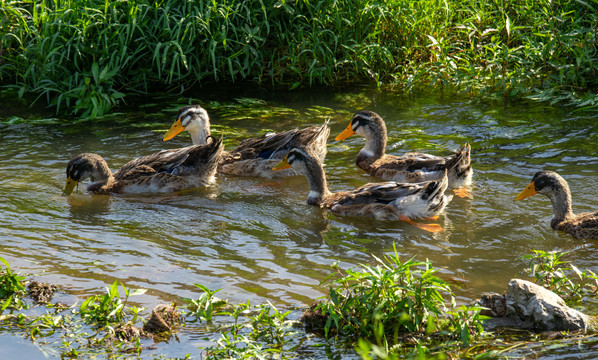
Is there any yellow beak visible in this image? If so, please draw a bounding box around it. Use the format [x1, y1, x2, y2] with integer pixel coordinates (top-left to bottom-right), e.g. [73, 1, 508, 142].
[335, 123, 355, 141]
[515, 182, 537, 201]
[62, 177, 79, 196]
[272, 155, 291, 171]
[163, 118, 185, 141]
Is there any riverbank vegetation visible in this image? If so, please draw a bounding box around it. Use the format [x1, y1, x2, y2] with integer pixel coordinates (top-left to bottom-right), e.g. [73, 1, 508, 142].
[1, 0, 597, 118]
[1, 249, 597, 359]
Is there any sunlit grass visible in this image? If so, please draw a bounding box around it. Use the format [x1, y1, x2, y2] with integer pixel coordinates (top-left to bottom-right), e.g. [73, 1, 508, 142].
[2, 250, 598, 359]
[1, 0, 597, 118]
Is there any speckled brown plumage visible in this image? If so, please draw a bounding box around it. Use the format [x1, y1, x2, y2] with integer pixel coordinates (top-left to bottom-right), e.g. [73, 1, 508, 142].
[63, 137, 223, 195]
[274, 147, 451, 221]
[515, 170, 598, 240]
[164, 105, 330, 178]
[336, 110, 472, 189]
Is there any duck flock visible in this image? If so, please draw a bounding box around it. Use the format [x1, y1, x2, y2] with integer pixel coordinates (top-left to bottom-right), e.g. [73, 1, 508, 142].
[63, 105, 598, 240]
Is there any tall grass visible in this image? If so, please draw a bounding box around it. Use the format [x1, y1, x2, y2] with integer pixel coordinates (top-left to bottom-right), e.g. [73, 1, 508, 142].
[1, 0, 597, 118]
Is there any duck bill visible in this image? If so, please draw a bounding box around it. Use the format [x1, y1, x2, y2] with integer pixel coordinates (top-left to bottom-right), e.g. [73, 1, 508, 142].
[335, 123, 355, 141]
[62, 177, 79, 196]
[515, 182, 537, 201]
[272, 156, 291, 171]
[163, 118, 185, 141]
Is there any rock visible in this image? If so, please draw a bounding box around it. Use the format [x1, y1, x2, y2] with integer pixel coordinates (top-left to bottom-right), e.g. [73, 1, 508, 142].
[506, 279, 591, 331]
[479, 292, 507, 317]
[479, 279, 592, 332]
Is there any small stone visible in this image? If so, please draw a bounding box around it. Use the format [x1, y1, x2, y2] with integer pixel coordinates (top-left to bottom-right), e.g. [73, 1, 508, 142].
[479, 292, 507, 317]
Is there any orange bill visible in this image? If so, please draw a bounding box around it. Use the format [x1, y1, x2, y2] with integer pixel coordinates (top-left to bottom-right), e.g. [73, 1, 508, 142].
[163, 118, 185, 141]
[515, 182, 537, 201]
[62, 177, 78, 196]
[272, 155, 291, 171]
[334, 123, 355, 141]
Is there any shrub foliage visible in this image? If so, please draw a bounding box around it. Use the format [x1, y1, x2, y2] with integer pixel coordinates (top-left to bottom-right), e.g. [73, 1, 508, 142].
[1, 0, 597, 117]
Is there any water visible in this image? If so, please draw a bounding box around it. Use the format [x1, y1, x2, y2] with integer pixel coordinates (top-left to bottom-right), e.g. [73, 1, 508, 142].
[1, 87, 598, 358]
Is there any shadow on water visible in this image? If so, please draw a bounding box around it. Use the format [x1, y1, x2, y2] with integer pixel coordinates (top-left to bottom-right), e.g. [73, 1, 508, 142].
[1, 86, 597, 358]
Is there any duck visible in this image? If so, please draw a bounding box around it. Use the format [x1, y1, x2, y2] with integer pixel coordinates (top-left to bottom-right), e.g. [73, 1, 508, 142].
[515, 170, 598, 240]
[272, 147, 451, 232]
[335, 110, 472, 197]
[163, 105, 330, 178]
[62, 137, 223, 195]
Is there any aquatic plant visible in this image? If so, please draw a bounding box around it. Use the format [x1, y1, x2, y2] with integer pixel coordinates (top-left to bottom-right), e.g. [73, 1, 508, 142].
[79, 281, 146, 325]
[201, 301, 299, 360]
[1, 251, 598, 358]
[185, 283, 227, 322]
[311, 243, 489, 358]
[1, 0, 597, 118]
[0, 256, 26, 311]
[519, 250, 598, 303]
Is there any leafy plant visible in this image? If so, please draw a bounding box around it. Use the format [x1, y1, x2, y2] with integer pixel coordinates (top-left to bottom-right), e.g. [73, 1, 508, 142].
[78, 281, 146, 325]
[313, 243, 489, 359]
[0, 256, 26, 311]
[2, 0, 597, 118]
[201, 300, 299, 360]
[519, 250, 598, 302]
[185, 283, 227, 322]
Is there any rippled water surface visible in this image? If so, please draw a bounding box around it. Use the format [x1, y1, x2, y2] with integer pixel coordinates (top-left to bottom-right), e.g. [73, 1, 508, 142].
[1, 87, 597, 358]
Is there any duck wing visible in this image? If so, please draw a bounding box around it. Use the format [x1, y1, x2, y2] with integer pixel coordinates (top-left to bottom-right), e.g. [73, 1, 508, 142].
[567, 211, 598, 239]
[337, 178, 445, 206]
[115, 137, 223, 180]
[222, 120, 330, 164]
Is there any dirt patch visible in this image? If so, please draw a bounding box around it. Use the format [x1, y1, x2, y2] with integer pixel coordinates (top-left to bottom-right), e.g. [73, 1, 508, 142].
[27, 281, 57, 303]
[300, 302, 329, 334]
[114, 324, 144, 342]
[143, 304, 182, 334]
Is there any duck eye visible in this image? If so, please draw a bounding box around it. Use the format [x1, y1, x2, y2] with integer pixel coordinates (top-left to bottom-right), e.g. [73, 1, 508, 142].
[353, 116, 369, 130]
[181, 115, 192, 127]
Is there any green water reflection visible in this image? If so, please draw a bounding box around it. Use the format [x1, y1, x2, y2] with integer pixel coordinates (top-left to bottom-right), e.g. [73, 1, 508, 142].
[1, 87, 597, 358]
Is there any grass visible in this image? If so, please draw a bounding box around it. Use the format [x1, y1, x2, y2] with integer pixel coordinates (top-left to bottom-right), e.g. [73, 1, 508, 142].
[1, 0, 597, 118]
[313, 243, 489, 358]
[1, 249, 598, 359]
[518, 250, 598, 306]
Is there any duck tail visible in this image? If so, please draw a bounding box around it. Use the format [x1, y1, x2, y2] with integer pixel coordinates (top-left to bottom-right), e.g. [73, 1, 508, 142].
[206, 136, 224, 160]
[443, 143, 471, 173]
[422, 169, 449, 200]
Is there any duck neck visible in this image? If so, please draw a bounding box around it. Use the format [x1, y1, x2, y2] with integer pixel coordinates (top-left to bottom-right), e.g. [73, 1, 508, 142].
[548, 182, 574, 222]
[304, 161, 331, 206]
[356, 127, 386, 168]
[189, 128, 211, 146]
[87, 157, 115, 192]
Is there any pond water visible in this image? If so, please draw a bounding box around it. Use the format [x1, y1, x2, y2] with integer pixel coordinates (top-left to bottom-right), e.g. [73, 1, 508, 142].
[1, 86, 597, 359]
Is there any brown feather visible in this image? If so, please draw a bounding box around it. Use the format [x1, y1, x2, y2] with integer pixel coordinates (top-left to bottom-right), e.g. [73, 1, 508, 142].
[517, 170, 598, 240]
[279, 147, 451, 220]
[64, 138, 223, 195]
[344, 111, 472, 189]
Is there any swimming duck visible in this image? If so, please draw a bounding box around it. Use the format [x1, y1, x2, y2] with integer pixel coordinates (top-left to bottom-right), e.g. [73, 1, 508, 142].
[515, 170, 598, 240]
[62, 137, 223, 195]
[273, 147, 451, 232]
[163, 105, 330, 178]
[335, 110, 472, 197]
